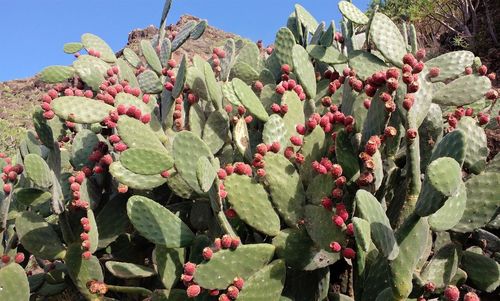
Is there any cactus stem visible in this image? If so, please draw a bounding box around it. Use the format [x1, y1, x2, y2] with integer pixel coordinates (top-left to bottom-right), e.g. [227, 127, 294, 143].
[106, 285, 153, 297]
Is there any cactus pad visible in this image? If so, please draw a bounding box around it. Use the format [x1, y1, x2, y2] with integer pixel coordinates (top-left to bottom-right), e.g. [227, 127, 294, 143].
[338, 1, 369, 24]
[238, 260, 286, 301]
[141, 40, 162, 74]
[307, 45, 347, 64]
[109, 162, 167, 190]
[196, 156, 216, 192]
[40, 65, 75, 83]
[194, 244, 275, 289]
[224, 174, 281, 236]
[460, 250, 500, 292]
[65, 243, 103, 300]
[138, 70, 163, 93]
[203, 110, 229, 154]
[263, 114, 288, 149]
[233, 78, 269, 122]
[117, 58, 140, 88]
[81, 33, 116, 62]
[294, 4, 318, 32]
[425, 50, 474, 82]
[51, 96, 114, 123]
[0, 263, 30, 301]
[24, 154, 52, 188]
[63, 42, 83, 54]
[304, 205, 346, 251]
[433, 75, 491, 106]
[348, 51, 388, 81]
[456, 116, 488, 174]
[123, 48, 141, 68]
[154, 246, 184, 290]
[70, 129, 99, 170]
[428, 182, 467, 231]
[117, 116, 165, 150]
[429, 129, 467, 166]
[421, 244, 460, 289]
[292, 44, 317, 98]
[105, 261, 155, 278]
[120, 148, 173, 175]
[352, 217, 371, 252]
[73, 54, 109, 91]
[127, 195, 194, 247]
[369, 13, 406, 66]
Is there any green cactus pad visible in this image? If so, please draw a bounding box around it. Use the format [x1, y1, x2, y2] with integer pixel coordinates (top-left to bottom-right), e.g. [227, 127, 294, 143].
[348, 51, 388, 81]
[70, 129, 99, 170]
[203, 61, 223, 108]
[304, 205, 346, 251]
[138, 70, 163, 94]
[461, 251, 500, 292]
[421, 244, 460, 289]
[336, 130, 360, 181]
[154, 246, 184, 290]
[65, 243, 103, 300]
[299, 126, 325, 183]
[306, 45, 347, 64]
[231, 61, 260, 84]
[63, 42, 83, 54]
[222, 81, 242, 106]
[429, 129, 466, 166]
[117, 116, 165, 150]
[114, 92, 153, 113]
[24, 154, 52, 188]
[159, 39, 172, 67]
[193, 244, 275, 289]
[295, 4, 318, 32]
[362, 89, 389, 144]
[389, 216, 429, 299]
[425, 50, 474, 82]
[220, 38, 236, 81]
[73, 54, 109, 91]
[370, 13, 406, 67]
[32, 108, 55, 148]
[141, 40, 162, 74]
[186, 66, 209, 100]
[117, 58, 140, 88]
[196, 156, 216, 193]
[16, 211, 66, 259]
[172, 55, 186, 98]
[123, 48, 141, 68]
[338, 1, 369, 24]
[166, 171, 196, 199]
[187, 103, 205, 137]
[40, 65, 75, 83]
[433, 75, 491, 106]
[264, 153, 305, 227]
[233, 78, 269, 122]
[263, 114, 288, 151]
[105, 261, 155, 279]
[109, 161, 167, 190]
[292, 44, 317, 98]
[173, 131, 213, 194]
[282, 91, 305, 144]
[224, 174, 281, 236]
[203, 110, 229, 154]
[233, 118, 252, 161]
[355, 190, 399, 260]
[120, 148, 173, 175]
[172, 20, 196, 51]
[352, 217, 371, 252]
[415, 157, 462, 216]
[456, 116, 488, 174]
[428, 182, 467, 231]
[127, 195, 194, 247]
[238, 260, 286, 301]
[96, 195, 129, 249]
[274, 27, 296, 69]
[81, 33, 116, 62]
[190, 20, 207, 40]
[51, 96, 114, 123]
[453, 172, 500, 232]
[306, 174, 335, 205]
[0, 263, 30, 301]
[14, 188, 51, 206]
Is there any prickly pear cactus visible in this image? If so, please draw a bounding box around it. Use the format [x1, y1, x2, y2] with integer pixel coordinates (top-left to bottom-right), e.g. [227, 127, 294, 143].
[1, 0, 498, 300]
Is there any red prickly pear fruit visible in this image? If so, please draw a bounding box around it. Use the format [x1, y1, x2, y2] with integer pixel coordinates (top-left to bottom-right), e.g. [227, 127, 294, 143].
[256, 143, 268, 156]
[217, 169, 227, 180]
[82, 251, 92, 260]
[70, 182, 81, 192]
[213, 238, 222, 251]
[403, 98, 413, 110]
[117, 184, 128, 194]
[284, 146, 294, 159]
[275, 85, 286, 95]
[346, 223, 354, 236]
[371, 71, 386, 86]
[101, 154, 113, 166]
[209, 289, 220, 296]
[415, 48, 426, 60]
[226, 286, 240, 299]
[464, 66, 473, 75]
[321, 96, 332, 107]
[186, 284, 201, 298]
[477, 65, 487, 75]
[386, 77, 399, 91]
[364, 84, 377, 97]
[117, 104, 127, 115]
[14, 252, 25, 264]
[403, 53, 417, 67]
[230, 237, 241, 249]
[478, 113, 490, 125]
[443, 285, 460, 301]
[233, 277, 245, 290]
[224, 104, 233, 113]
[290, 136, 303, 146]
[328, 81, 338, 94]
[140, 113, 151, 124]
[256, 168, 266, 177]
[386, 67, 400, 79]
[332, 215, 344, 227]
[487, 72, 496, 81]
[225, 208, 237, 219]
[167, 59, 177, 68]
[342, 248, 356, 259]
[158, 170, 169, 178]
[48, 89, 58, 99]
[281, 64, 291, 74]
[321, 197, 333, 210]
[164, 82, 174, 91]
[337, 208, 348, 221]
[351, 80, 364, 92]
[114, 143, 128, 152]
[406, 129, 418, 139]
[295, 124, 307, 135]
[183, 262, 197, 275]
[237, 105, 246, 115]
[485, 89, 498, 100]
[80, 217, 90, 225]
[448, 115, 458, 128]
[253, 80, 264, 92]
[7, 171, 17, 181]
[380, 92, 392, 103]
[266, 46, 273, 55]
[280, 104, 289, 114]
[270, 142, 281, 153]
[64, 88, 74, 96]
[1, 254, 10, 264]
[331, 164, 343, 178]
[81, 240, 91, 250]
[12, 164, 23, 174]
[329, 241, 341, 252]
[82, 223, 91, 232]
[41, 102, 51, 111]
[335, 176, 347, 187]
[42, 94, 52, 103]
[287, 79, 297, 90]
[218, 294, 230, 301]
[112, 66, 119, 74]
[384, 126, 397, 138]
[109, 134, 121, 144]
[408, 81, 419, 93]
[429, 67, 440, 78]
[224, 164, 234, 175]
[364, 142, 377, 156]
[80, 232, 90, 241]
[402, 64, 413, 74]
[43, 110, 55, 119]
[363, 98, 371, 109]
[84, 90, 94, 98]
[271, 103, 281, 113]
[221, 235, 232, 249]
[424, 282, 436, 292]
[202, 247, 213, 260]
[463, 292, 479, 301]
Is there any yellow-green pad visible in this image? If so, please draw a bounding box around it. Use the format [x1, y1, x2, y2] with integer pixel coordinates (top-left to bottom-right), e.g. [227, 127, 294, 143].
[117, 116, 165, 151]
[109, 161, 167, 190]
[299, 126, 325, 183]
[117, 58, 140, 88]
[264, 153, 305, 227]
[193, 244, 275, 289]
[429, 129, 466, 166]
[233, 78, 269, 122]
[292, 44, 317, 98]
[81, 33, 116, 63]
[63, 42, 83, 54]
[141, 40, 162, 74]
[105, 261, 155, 279]
[294, 4, 319, 33]
[274, 27, 296, 69]
[51, 96, 114, 124]
[138, 69, 163, 94]
[233, 118, 252, 161]
[203, 110, 229, 154]
[196, 156, 216, 193]
[336, 129, 361, 182]
[203, 60, 223, 109]
[433, 75, 491, 106]
[123, 48, 141, 68]
[173, 55, 187, 98]
[73, 54, 109, 91]
[127, 195, 194, 247]
[120, 148, 173, 175]
[24, 154, 52, 188]
[16, 211, 66, 260]
[263, 114, 288, 151]
[70, 129, 99, 170]
[426, 50, 474, 82]
[222, 81, 242, 106]
[238, 260, 286, 301]
[338, 1, 369, 24]
[307, 45, 347, 64]
[352, 217, 371, 252]
[0, 264, 30, 301]
[281, 91, 305, 147]
[428, 182, 467, 231]
[456, 116, 488, 174]
[224, 174, 281, 236]
[114, 92, 153, 114]
[369, 13, 406, 67]
[40, 65, 75, 83]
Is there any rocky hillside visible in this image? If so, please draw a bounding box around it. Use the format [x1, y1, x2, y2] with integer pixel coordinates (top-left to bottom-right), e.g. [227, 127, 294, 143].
[0, 15, 236, 156]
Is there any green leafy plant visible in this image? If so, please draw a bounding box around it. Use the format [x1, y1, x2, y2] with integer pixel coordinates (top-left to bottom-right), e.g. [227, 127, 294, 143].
[1, 1, 499, 300]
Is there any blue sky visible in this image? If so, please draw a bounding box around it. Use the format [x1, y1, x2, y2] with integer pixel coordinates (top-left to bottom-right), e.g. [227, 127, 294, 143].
[0, 1, 370, 81]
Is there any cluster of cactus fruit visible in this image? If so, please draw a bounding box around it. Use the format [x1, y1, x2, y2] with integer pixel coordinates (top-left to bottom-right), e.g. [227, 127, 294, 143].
[1, 0, 499, 300]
